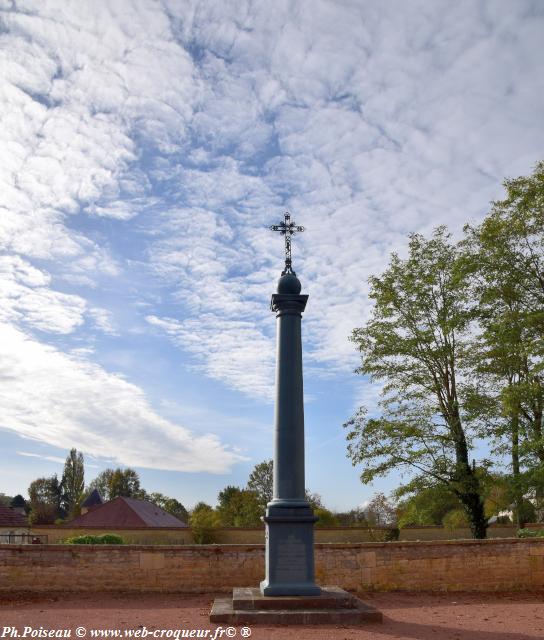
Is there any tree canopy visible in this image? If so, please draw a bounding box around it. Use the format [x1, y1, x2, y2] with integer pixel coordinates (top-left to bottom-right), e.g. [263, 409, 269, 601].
[346, 227, 487, 537]
[346, 162, 544, 536]
[61, 448, 84, 518]
[247, 459, 273, 509]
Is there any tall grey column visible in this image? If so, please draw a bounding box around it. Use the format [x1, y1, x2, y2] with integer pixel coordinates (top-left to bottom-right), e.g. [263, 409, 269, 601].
[260, 272, 321, 596]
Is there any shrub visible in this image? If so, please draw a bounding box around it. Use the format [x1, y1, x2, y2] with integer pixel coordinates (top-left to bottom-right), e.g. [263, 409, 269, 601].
[64, 534, 124, 544]
[99, 534, 125, 544]
[314, 507, 339, 527]
[384, 527, 400, 542]
[517, 528, 544, 538]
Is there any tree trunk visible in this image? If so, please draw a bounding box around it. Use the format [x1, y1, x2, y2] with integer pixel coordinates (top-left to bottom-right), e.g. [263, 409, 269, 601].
[511, 411, 524, 528]
[454, 463, 488, 539]
[450, 406, 488, 538]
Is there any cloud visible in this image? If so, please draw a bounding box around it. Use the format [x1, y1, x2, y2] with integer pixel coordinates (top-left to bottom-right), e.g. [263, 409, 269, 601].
[0, 0, 543, 470]
[141, 0, 543, 400]
[88, 307, 117, 336]
[147, 314, 275, 400]
[17, 452, 66, 465]
[0, 255, 87, 334]
[0, 323, 245, 473]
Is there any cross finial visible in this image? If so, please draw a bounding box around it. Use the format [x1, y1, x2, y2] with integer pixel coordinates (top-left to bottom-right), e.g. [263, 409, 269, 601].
[270, 212, 305, 276]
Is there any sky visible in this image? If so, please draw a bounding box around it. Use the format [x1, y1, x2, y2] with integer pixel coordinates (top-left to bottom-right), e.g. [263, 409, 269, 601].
[1, 0, 543, 512]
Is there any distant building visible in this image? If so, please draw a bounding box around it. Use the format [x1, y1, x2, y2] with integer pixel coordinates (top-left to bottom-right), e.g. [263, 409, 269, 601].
[80, 488, 104, 515]
[68, 496, 188, 528]
[0, 503, 29, 543]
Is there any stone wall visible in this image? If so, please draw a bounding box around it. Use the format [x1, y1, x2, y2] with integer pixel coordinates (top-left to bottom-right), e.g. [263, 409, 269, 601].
[32, 526, 194, 545]
[31, 524, 518, 545]
[1, 538, 543, 593]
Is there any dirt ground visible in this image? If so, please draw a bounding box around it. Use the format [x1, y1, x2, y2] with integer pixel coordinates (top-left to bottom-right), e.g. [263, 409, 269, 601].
[0, 591, 543, 640]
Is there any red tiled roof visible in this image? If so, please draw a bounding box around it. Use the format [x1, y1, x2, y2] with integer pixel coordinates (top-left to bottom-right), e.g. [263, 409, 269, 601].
[68, 496, 188, 528]
[0, 503, 28, 527]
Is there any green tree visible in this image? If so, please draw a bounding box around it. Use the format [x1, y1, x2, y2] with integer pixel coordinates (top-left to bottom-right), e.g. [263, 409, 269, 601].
[247, 459, 273, 509]
[217, 486, 240, 510]
[10, 494, 27, 512]
[463, 162, 544, 521]
[87, 469, 114, 500]
[442, 508, 469, 530]
[0, 493, 12, 507]
[314, 507, 339, 527]
[396, 485, 460, 528]
[305, 491, 323, 510]
[28, 475, 63, 524]
[189, 502, 220, 543]
[346, 227, 488, 538]
[109, 468, 143, 499]
[334, 507, 369, 527]
[61, 448, 85, 519]
[147, 492, 189, 523]
[245, 459, 324, 513]
[479, 472, 536, 525]
[217, 486, 262, 527]
[88, 468, 144, 501]
[364, 492, 397, 526]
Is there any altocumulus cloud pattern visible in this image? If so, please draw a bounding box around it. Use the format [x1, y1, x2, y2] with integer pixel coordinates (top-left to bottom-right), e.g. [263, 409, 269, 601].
[0, 0, 543, 473]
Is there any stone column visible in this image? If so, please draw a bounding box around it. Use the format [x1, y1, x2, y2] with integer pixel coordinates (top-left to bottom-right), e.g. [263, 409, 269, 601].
[260, 273, 321, 597]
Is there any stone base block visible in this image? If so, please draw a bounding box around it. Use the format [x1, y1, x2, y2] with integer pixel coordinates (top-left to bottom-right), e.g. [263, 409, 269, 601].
[210, 586, 382, 625]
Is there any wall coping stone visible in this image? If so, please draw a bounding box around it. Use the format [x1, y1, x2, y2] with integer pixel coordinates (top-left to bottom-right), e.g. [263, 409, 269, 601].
[35, 525, 192, 531]
[32, 523, 523, 531]
[2, 538, 544, 552]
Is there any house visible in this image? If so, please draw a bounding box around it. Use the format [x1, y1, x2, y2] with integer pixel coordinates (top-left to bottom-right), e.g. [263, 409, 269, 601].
[80, 488, 103, 515]
[0, 503, 29, 543]
[67, 496, 188, 528]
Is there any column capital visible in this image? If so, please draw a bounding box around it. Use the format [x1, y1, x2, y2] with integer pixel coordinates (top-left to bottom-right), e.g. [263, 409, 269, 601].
[270, 293, 308, 315]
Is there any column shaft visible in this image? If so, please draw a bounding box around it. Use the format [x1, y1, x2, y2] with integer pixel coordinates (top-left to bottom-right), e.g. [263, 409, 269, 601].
[274, 307, 305, 502]
[261, 290, 320, 596]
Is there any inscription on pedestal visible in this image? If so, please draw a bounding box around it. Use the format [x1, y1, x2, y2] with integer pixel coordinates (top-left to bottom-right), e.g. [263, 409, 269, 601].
[275, 534, 308, 582]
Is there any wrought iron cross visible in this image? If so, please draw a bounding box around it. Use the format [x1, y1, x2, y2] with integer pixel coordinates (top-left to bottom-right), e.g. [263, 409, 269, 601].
[270, 212, 305, 276]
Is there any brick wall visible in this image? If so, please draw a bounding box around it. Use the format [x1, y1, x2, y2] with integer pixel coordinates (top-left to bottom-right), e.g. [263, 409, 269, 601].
[1, 538, 543, 593]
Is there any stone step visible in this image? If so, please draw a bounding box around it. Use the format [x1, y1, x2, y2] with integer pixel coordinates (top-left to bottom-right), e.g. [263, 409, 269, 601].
[232, 586, 357, 610]
[210, 597, 383, 625]
[210, 587, 383, 625]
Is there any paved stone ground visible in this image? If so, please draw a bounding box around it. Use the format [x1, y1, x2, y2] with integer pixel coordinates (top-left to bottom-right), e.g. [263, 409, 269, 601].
[0, 591, 543, 639]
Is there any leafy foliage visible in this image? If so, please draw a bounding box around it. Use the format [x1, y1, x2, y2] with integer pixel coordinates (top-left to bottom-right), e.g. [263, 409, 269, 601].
[396, 485, 460, 528]
[517, 528, 544, 538]
[147, 492, 189, 523]
[61, 448, 85, 519]
[247, 459, 273, 509]
[442, 509, 469, 530]
[462, 162, 544, 524]
[10, 494, 27, 511]
[88, 467, 145, 501]
[28, 475, 63, 524]
[346, 228, 487, 537]
[64, 534, 124, 544]
[189, 502, 221, 543]
[217, 486, 262, 527]
[314, 507, 339, 527]
[364, 492, 397, 526]
[0, 494, 11, 507]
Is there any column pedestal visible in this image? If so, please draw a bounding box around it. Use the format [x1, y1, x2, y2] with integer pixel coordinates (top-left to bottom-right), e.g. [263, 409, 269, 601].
[260, 502, 320, 596]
